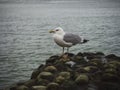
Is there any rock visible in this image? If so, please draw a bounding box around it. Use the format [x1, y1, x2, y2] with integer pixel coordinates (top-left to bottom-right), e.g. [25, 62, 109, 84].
[31, 69, 41, 79]
[37, 78, 50, 86]
[101, 73, 120, 82]
[16, 80, 26, 86]
[95, 52, 104, 56]
[76, 52, 84, 57]
[59, 71, 71, 79]
[105, 54, 120, 61]
[60, 53, 74, 59]
[55, 76, 65, 84]
[54, 61, 69, 71]
[103, 63, 117, 69]
[109, 61, 120, 67]
[98, 82, 120, 90]
[44, 66, 57, 73]
[104, 68, 117, 74]
[32, 85, 46, 90]
[88, 84, 98, 90]
[46, 55, 59, 65]
[75, 74, 89, 85]
[37, 72, 54, 81]
[61, 80, 78, 90]
[24, 79, 36, 87]
[17, 85, 29, 90]
[65, 61, 76, 67]
[46, 82, 59, 90]
[89, 58, 103, 66]
[75, 67, 87, 73]
[83, 52, 96, 60]
[65, 53, 75, 57]
[7, 84, 17, 90]
[83, 66, 98, 73]
[60, 53, 71, 62]
[74, 53, 87, 64]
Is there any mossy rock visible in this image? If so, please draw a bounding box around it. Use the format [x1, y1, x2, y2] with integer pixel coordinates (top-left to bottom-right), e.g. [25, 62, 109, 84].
[54, 61, 69, 71]
[109, 61, 120, 67]
[17, 85, 29, 90]
[46, 55, 59, 64]
[46, 82, 59, 90]
[61, 80, 78, 90]
[104, 63, 117, 69]
[74, 55, 87, 64]
[89, 58, 103, 66]
[44, 66, 57, 73]
[75, 74, 89, 85]
[101, 73, 120, 82]
[59, 53, 71, 62]
[32, 85, 46, 90]
[98, 82, 120, 90]
[74, 55, 84, 60]
[6, 84, 17, 90]
[24, 79, 36, 87]
[37, 78, 50, 86]
[55, 76, 65, 84]
[105, 54, 120, 61]
[104, 68, 117, 74]
[31, 69, 41, 79]
[59, 71, 71, 79]
[83, 66, 98, 73]
[37, 72, 54, 81]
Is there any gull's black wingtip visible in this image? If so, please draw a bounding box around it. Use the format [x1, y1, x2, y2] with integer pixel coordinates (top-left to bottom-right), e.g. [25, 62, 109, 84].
[83, 39, 89, 43]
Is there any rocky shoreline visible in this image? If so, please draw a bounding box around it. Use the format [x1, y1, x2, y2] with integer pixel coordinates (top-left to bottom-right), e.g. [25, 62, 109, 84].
[4, 52, 120, 90]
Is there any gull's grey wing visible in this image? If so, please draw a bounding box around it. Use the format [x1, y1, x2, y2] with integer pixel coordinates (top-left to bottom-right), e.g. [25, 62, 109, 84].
[63, 33, 81, 45]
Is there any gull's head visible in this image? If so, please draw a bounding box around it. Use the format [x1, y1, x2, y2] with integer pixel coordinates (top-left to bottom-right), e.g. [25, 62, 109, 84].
[49, 27, 65, 35]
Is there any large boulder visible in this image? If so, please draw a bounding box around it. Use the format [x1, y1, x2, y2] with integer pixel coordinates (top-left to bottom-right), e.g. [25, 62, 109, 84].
[37, 72, 54, 81]
[44, 66, 57, 73]
[75, 74, 89, 85]
[32, 85, 46, 90]
[17, 85, 29, 90]
[46, 82, 59, 90]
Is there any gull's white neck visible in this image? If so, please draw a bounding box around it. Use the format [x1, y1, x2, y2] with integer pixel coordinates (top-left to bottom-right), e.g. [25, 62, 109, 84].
[53, 32, 66, 38]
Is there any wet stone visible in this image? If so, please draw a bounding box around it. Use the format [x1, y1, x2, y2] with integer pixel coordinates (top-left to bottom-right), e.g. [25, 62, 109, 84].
[101, 73, 120, 82]
[98, 82, 120, 90]
[37, 72, 54, 81]
[46, 82, 59, 90]
[24, 79, 36, 87]
[59, 71, 71, 79]
[55, 76, 65, 84]
[44, 66, 57, 73]
[75, 74, 89, 85]
[31, 69, 41, 79]
[32, 85, 46, 90]
[17, 85, 29, 90]
[37, 78, 50, 86]
[46, 55, 60, 64]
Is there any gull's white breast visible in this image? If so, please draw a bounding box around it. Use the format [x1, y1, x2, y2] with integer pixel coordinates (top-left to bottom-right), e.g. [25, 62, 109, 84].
[53, 34, 72, 47]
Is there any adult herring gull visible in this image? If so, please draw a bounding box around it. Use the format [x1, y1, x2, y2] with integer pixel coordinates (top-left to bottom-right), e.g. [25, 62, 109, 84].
[49, 27, 89, 53]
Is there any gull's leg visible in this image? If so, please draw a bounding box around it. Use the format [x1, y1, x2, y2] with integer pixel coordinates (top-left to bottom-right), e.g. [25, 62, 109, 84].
[62, 47, 64, 54]
[67, 47, 69, 53]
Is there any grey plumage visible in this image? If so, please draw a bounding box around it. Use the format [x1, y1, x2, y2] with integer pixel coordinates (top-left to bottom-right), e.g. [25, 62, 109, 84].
[63, 33, 82, 45]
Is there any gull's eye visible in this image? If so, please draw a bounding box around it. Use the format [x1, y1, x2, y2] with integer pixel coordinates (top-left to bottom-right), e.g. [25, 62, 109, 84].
[56, 29, 59, 31]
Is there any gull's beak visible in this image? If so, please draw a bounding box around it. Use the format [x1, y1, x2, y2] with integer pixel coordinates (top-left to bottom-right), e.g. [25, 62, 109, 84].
[49, 30, 55, 33]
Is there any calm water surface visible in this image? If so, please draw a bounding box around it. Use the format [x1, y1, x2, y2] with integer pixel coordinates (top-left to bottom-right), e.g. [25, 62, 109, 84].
[0, 0, 120, 89]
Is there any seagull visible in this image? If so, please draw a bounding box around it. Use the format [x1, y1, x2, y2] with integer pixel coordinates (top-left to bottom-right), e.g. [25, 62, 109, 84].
[49, 27, 89, 53]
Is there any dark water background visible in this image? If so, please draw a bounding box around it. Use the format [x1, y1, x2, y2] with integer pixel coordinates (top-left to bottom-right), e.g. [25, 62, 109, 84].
[0, 0, 120, 89]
